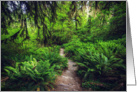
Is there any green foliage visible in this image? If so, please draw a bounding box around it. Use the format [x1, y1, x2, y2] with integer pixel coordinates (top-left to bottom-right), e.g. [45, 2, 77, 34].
[3, 57, 54, 91]
[97, 40, 126, 60]
[107, 2, 126, 39]
[2, 53, 67, 91]
[81, 80, 115, 91]
[64, 37, 126, 90]
[1, 1, 126, 91]
[1, 41, 67, 91]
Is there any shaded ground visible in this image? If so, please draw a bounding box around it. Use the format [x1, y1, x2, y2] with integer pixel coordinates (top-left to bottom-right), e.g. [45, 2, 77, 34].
[52, 48, 82, 91]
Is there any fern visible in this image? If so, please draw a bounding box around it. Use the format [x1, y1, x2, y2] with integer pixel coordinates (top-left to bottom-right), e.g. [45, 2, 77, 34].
[3, 55, 63, 91]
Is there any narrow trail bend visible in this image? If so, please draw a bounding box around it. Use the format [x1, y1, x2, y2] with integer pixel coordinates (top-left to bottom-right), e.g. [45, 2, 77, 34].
[52, 48, 82, 91]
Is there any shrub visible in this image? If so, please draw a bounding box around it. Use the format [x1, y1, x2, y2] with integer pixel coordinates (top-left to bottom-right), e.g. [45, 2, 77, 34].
[2, 54, 67, 91]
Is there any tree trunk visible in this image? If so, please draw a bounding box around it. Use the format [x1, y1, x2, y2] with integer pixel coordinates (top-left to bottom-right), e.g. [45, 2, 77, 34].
[95, 1, 98, 10]
[75, 11, 77, 31]
[24, 18, 29, 39]
[43, 24, 47, 46]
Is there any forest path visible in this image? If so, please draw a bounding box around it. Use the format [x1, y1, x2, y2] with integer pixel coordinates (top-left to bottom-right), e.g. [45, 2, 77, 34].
[52, 48, 82, 91]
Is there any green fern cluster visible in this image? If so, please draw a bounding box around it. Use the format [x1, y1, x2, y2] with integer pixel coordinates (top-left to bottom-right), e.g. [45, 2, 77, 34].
[2, 56, 57, 91]
[97, 41, 126, 59]
[2, 45, 68, 91]
[64, 37, 126, 91]
[77, 52, 125, 79]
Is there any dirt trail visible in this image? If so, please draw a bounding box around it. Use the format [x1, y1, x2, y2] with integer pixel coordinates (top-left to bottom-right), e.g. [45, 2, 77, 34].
[52, 48, 82, 91]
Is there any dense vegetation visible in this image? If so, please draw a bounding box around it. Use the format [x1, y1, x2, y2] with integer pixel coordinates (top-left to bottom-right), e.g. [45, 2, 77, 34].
[1, 1, 126, 91]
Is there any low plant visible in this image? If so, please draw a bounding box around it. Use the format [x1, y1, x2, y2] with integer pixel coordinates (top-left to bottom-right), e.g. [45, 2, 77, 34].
[2, 56, 57, 91]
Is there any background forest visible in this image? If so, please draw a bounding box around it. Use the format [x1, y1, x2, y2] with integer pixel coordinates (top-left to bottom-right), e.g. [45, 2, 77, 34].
[1, 1, 126, 91]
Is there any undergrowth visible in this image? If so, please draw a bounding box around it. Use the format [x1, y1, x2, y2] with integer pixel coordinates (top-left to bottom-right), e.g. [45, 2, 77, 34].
[1, 42, 68, 91]
[63, 36, 126, 91]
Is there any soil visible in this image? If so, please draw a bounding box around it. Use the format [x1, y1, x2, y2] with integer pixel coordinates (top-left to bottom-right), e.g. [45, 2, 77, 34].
[52, 48, 82, 91]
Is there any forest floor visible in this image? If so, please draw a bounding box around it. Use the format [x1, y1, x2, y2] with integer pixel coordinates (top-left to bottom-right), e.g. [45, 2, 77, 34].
[51, 48, 82, 91]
